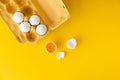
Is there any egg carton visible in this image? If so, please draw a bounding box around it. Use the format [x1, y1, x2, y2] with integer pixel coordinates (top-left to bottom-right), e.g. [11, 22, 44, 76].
[0, 0, 70, 43]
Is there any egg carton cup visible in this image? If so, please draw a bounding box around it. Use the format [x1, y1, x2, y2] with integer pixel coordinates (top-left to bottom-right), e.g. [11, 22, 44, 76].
[0, 0, 70, 43]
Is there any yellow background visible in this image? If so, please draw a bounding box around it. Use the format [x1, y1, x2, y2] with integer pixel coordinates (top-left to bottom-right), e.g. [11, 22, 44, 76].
[0, 0, 120, 80]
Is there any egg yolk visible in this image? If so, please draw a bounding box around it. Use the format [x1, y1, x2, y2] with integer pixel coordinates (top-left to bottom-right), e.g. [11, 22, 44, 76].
[46, 42, 57, 53]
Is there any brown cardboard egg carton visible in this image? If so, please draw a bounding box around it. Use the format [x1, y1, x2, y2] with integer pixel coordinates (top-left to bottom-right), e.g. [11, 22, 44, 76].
[0, 0, 70, 43]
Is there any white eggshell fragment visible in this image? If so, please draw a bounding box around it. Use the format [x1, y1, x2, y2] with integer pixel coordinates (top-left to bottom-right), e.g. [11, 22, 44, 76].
[66, 38, 77, 49]
[36, 24, 47, 35]
[56, 52, 65, 60]
[13, 12, 24, 23]
[20, 22, 31, 32]
[29, 15, 40, 25]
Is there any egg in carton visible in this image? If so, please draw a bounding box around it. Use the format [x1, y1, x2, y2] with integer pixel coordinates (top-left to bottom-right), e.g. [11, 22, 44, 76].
[0, 0, 70, 43]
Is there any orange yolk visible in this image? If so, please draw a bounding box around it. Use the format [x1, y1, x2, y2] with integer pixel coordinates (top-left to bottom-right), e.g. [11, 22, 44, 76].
[46, 42, 57, 53]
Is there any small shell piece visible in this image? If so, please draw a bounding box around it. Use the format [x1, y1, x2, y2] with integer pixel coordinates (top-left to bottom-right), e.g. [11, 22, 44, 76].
[29, 15, 40, 25]
[20, 22, 31, 32]
[13, 12, 24, 23]
[56, 52, 65, 60]
[66, 38, 77, 49]
[36, 24, 47, 35]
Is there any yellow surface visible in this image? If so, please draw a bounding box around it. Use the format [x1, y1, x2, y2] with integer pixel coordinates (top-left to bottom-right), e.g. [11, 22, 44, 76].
[0, 0, 120, 80]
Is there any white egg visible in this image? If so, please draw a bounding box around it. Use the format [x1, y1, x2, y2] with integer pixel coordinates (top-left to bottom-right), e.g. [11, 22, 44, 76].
[36, 24, 47, 35]
[13, 12, 24, 23]
[66, 38, 77, 49]
[29, 15, 40, 25]
[20, 22, 31, 32]
[56, 52, 65, 60]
